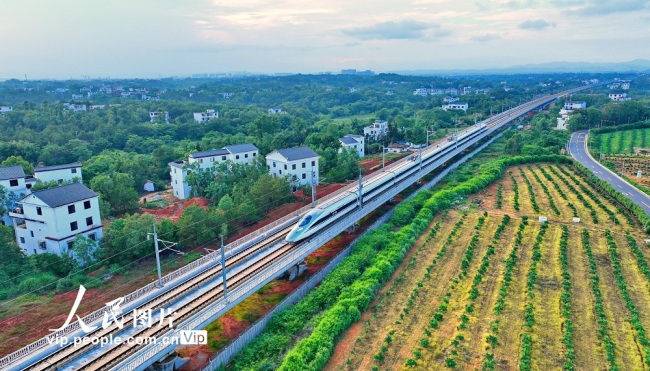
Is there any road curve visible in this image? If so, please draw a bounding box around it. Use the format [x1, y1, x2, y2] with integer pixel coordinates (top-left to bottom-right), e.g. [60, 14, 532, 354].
[568, 130, 650, 216]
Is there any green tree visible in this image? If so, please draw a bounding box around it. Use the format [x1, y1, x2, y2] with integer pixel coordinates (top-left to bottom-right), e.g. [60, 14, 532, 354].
[69, 234, 100, 269]
[90, 173, 139, 215]
[0, 155, 34, 175]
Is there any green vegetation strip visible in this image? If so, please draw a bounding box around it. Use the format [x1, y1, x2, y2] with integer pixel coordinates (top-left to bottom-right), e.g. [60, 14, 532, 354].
[625, 234, 650, 285]
[509, 171, 520, 211]
[559, 225, 575, 370]
[518, 167, 540, 214]
[232, 155, 572, 370]
[581, 229, 618, 370]
[496, 182, 503, 209]
[527, 165, 560, 215]
[604, 230, 650, 366]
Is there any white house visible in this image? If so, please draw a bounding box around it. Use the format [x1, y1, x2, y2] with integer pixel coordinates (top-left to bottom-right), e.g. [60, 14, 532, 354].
[564, 101, 586, 110]
[33, 163, 82, 184]
[443, 96, 459, 103]
[266, 146, 319, 189]
[339, 134, 365, 157]
[63, 103, 87, 112]
[150, 111, 170, 123]
[169, 143, 259, 199]
[9, 183, 102, 256]
[0, 106, 13, 115]
[193, 109, 219, 123]
[413, 88, 430, 96]
[143, 180, 155, 192]
[0, 165, 29, 225]
[442, 102, 469, 112]
[268, 107, 282, 114]
[364, 120, 389, 141]
[71, 94, 84, 100]
[609, 93, 630, 102]
[386, 143, 409, 153]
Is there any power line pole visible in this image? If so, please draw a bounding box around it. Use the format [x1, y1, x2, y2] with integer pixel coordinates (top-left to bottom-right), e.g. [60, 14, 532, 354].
[220, 231, 228, 300]
[147, 225, 182, 288]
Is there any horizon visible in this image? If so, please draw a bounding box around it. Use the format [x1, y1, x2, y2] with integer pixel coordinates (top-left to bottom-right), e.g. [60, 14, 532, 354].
[2, 1, 650, 80]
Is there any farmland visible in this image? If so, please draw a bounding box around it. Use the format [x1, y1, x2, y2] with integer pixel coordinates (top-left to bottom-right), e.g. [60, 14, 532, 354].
[599, 127, 650, 154]
[325, 163, 650, 370]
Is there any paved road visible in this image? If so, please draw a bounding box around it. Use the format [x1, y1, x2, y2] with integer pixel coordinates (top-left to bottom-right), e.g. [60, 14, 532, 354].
[569, 130, 650, 216]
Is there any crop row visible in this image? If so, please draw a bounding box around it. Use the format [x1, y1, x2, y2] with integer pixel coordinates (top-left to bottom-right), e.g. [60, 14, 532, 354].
[373, 214, 465, 367]
[518, 168, 540, 213]
[581, 229, 618, 369]
[519, 222, 550, 370]
[547, 166, 599, 223]
[496, 182, 503, 209]
[526, 165, 560, 215]
[565, 165, 638, 227]
[625, 234, 650, 285]
[443, 215, 511, 369]
[509, 171, 520, 211]
[558, 225, 576, 370]
[536, 164, 580, 217]
[241, 155, 572, 370]
[555, 166, 620, 224]
[604, 230, 650, 366]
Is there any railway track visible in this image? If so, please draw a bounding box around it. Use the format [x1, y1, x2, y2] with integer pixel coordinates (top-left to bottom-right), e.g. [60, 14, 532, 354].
[25, 226, 293, 370]
[9, 85, 593, 370]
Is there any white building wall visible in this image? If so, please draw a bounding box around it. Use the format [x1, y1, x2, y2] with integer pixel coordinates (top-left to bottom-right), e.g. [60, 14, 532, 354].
[13, 196, 102, 256]
[266, 154, 319, 188]
[170, 165, 191, 199]
[34, 167, 82, 183]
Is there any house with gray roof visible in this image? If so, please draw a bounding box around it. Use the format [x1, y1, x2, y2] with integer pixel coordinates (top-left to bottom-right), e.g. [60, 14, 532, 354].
[0, 165, 29, 226]
[339, 134, 365, 157]
[10, 183, 102, 256]
[169, 143, 259, 199]
[265, 146, 319, 189]
[34, 162, 83, 184]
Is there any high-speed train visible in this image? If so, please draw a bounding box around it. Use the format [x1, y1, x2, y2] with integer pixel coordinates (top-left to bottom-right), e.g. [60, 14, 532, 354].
[285, 123, 488, 242]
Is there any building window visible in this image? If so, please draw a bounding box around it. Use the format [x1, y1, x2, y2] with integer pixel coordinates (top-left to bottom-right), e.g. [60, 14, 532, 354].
[84, 200, 91, 209]
[284, 164, 287, 170]
[9, 179, 18, 187]
[302, 162, 306, 168]
[302, 173, 306, 179]
[72, 168, 77, 174]
[38, 241, 46, 250]
[199, 159, 203, 164]
[253, 153, 257, 157]
[311, 161, 316, 167]
[236, 155, 240, 160]
[273, 162, 276, 168]
[86, 216, 93, 226]
[88, 233, 96, 241]
[19, 237, 25, 244]
[279, 170, 282, 175]
[68, 240, 74, 250]
[245, 153, 248, 158]
[36, 207, 42, 215]
[30, 231, 34, 237]
[222, 155, 226, 161]
[68, 204, 76, 214]
[70, 221, 78, 231]
[292, 164, 296, 170]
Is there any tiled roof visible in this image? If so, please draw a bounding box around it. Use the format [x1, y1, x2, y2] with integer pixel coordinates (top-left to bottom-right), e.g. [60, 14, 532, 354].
[30, 183, 98, 208]
[34, 163, 82, 172]
[339, 137, 358, 145]
[273, 146, 319, 161]
[0, 165, 25, 181]
[168, 161, 185, 169]
[224, 143, 258, 154]
[189, 149, 229, 159]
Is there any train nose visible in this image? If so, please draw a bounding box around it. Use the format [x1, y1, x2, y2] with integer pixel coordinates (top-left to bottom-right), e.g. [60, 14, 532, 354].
[285, 227, 304, 242]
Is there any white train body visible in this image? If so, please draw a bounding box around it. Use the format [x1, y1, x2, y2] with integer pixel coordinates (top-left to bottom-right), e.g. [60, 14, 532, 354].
[285, 123, 487, 242]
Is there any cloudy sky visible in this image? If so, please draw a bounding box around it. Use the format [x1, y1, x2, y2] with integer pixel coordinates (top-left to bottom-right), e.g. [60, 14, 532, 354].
[1, 0, 649, 78]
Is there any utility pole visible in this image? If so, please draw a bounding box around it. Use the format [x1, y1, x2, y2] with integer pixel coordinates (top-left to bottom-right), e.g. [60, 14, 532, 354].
[147, 225, 182, 288]
[357, 173, 363, 209]
[382, 145, 386, 172]
[310, 167, 316, 207]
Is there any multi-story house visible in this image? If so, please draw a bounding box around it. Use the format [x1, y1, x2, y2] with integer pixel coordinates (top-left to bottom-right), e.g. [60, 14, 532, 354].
[564, 101, 586, 110]
[193, 109, 219, 123]
[266, 146, 319, 189]
[268, 107, 282, 114]
[339, 134, 365, 157]
[442, 102, 469, 112]
[0, 106, 13, 115]
[33, 162, 83, 184]
[150, 111, 170, 123]
[169, 143, 259, 199]
[10, 183, 102, 256]
[609, 93, 630, 102]
[0, 165, 29, 225]
[364, 120, 389, 141]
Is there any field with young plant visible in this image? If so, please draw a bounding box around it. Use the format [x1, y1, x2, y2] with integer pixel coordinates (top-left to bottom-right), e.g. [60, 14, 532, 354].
[325, 163, 650, 370]
[599, 127, 650, 154]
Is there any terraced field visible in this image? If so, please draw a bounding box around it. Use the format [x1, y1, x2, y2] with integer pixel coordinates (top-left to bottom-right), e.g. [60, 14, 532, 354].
[325, 163, 650, 370]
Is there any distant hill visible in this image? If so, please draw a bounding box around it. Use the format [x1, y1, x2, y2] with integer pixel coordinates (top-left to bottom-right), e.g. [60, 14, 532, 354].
[394, 59, 650, 75]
